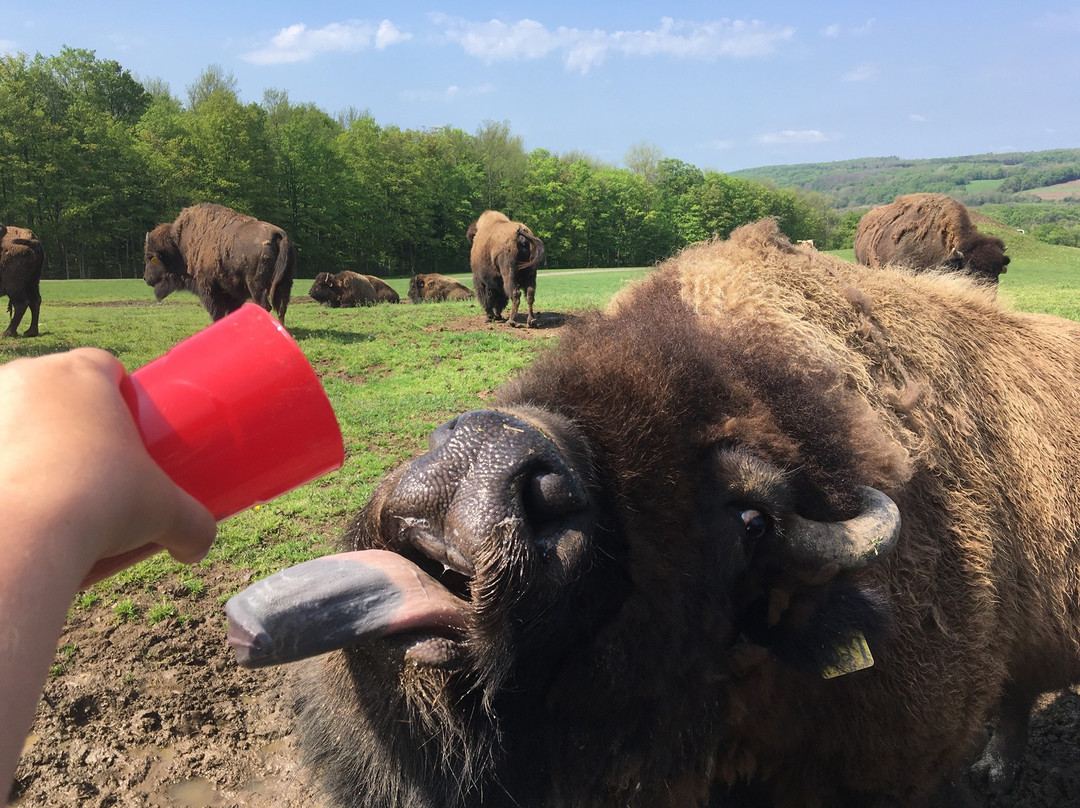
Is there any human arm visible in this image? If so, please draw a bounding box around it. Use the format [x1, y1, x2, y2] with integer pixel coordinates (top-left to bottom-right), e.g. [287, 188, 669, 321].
[0, 348, 216, 796]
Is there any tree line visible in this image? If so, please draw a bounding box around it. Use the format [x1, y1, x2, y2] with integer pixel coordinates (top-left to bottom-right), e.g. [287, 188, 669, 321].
[0, 48, 840, 280]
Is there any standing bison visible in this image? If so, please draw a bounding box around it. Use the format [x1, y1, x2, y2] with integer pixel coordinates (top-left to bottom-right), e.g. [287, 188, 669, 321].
[226, 219, 1080, 807]
[0, 225, 44, 338]
[854, 193, 1010, 284]
[309, 271, 380, 308]
[467, 210, 545, 326]
[144, 203, 295, 324]
[407, 273, 472, 303]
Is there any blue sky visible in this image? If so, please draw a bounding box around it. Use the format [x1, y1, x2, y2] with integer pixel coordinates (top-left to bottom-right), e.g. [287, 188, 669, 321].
[1, 2, 1077, 172]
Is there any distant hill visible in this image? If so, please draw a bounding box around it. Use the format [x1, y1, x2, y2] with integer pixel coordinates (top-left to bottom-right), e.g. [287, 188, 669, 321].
[729, 148, 1080, 210]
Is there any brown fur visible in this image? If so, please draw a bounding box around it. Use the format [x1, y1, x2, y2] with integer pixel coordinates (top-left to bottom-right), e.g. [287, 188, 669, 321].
[360, 275, 400, 304]
[309, 271, 380, 307]
[0, 224, 44, 337]
[407, 273, 472, 303]
[468, 210, 545, 327]
[854, 193, 1010, 284]
[296, 219, 1080, 807]
[143, 203, 295, 324]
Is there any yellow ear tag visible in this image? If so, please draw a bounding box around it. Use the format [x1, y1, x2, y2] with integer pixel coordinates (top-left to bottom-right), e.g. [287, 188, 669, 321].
[821, 631, 874, 679]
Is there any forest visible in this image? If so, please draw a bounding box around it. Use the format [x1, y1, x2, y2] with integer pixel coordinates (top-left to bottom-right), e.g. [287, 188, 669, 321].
[0, 48, 838, 280]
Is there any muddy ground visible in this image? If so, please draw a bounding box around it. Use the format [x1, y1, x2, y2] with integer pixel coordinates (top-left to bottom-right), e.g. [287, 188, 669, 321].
[8, 559, 1080, 808]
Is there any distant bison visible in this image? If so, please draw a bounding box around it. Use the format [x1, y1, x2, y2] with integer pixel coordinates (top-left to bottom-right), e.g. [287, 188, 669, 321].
[854, 193, 1010, 284]
[309, 272, 379, 308]
[0, 224, 44, 338]
[407, 273, 472, 303]
[362, 275, 400, 304]
[467, 210, 545, 327]
[227, 219, 1080, 806]
[144, 203, 295, 324]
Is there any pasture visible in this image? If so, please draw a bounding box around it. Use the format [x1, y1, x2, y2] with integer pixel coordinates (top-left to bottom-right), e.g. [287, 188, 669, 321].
[5, 245, 1080, 807]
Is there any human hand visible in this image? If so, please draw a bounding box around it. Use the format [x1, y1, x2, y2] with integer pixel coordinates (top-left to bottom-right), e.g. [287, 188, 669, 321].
[0, 348, 217, 586]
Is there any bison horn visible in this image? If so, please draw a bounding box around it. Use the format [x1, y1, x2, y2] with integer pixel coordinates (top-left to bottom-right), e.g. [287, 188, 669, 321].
[781, 486, 900, 570]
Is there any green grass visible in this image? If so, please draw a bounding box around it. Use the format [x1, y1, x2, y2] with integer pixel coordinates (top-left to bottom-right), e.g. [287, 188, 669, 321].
[2, 253, 1076, 612]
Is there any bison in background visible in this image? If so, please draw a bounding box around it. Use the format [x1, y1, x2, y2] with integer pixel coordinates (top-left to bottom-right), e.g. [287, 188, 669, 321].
[226, 218, 1080, 807]
[0, 225, 44, 338]
[854, 193, 1010, 284]
[309, 271, 380, 308]
[467, 210, 545, 327]
[362, 275, 400, 304]
[407, 273, 472, 303]
[144, 203, 295, 324]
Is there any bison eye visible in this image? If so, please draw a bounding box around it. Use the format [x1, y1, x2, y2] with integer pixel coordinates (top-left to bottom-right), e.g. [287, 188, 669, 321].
[740, 508, 771, 540]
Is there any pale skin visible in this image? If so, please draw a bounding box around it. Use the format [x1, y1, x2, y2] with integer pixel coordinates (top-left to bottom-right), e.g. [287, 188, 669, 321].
[0, 348, 217, 798]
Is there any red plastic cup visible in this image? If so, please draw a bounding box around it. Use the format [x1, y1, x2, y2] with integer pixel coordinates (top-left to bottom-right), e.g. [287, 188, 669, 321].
[119, 304, 344, 521]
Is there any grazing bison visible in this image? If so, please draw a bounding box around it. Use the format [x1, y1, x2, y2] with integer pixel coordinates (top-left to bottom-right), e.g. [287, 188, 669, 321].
[309, 271, 380, 308]
[226, 219, 1080, 807]
[407, 273, 472, 303]
[143, 203, 295, 324]
[854, 193, 1010, 284]
[0, 225, 44, 338]
[467, 210, 545, 327]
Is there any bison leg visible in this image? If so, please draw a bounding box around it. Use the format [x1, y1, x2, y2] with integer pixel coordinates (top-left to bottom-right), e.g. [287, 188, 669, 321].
[970, 685, 1037, 793]
[23, 289, 41, 337]
[506, 286, 521, 328]
[524, 285, 536, 328]
[3, 297, 28, 338]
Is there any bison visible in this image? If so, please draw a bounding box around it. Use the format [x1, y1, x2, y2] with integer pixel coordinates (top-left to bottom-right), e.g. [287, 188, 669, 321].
[0, 225, 44, 338]
[407, 273, 472, 303]
[854, 193, 1010, 284]
[226, 219, 1080, 807]
[362, 275, 401, 304]
[144, 203, 295, 324]
[309, 271, 380, 308]
[467, 210, 545, 327]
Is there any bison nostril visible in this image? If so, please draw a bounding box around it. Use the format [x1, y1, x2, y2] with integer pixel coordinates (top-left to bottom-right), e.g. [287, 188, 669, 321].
[523, 467, 588, 528]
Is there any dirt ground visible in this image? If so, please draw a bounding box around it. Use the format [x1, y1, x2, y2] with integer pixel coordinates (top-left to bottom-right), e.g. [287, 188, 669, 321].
[8, 558, 1080, 808]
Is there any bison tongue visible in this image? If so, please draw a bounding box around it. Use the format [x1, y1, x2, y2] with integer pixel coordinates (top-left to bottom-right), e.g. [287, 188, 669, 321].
[225, 549, 467, 668]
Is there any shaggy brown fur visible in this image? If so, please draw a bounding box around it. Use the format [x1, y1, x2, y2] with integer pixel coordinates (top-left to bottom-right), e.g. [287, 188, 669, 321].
[360, 274, 400, 303]
[294, 219, 1080, 807]
[854, 193, 1010, 284]
[0, 224, 44, 337]
[468, 210, 545, 326]
[309, 271, 380, 307]
[407, 272, 472, 303]
[143, 203, 295, 324]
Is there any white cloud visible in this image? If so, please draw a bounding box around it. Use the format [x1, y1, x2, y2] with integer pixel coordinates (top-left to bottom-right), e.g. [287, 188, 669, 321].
[757, 130, 829, 145]
[909, 113, 927, 123]
[820, 19, 874, 37]
[820, 24, 841, 37]
[242, 19, 410, 65]
[710, 139, 734, 150]
[432, 15, 795, 74]
[842, 63, 877, 82]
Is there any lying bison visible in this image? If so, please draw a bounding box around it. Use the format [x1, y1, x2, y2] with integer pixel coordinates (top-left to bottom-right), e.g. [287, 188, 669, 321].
[226, 219, 1080, 807]
[854, 193, 1010, 284]
[144, 203, 295, 324]
[407, 272, 472, 303]
[468, 210, 545, 326]
[0, 225, 44, 338]
[362, 275, 400, 303]
[309, 271, 379, 308]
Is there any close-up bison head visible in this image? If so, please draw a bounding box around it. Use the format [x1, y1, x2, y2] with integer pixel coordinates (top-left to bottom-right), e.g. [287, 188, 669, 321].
[227, 219, 1080, 807]
[945, 234, 1011, 282]
[143, 224, 187, 300]
[308, 272, 338, 305]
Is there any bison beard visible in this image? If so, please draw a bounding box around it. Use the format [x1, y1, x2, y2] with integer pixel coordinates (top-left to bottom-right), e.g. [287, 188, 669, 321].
[230, 220, 1080, 807]
[143, 203, 295, 324]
